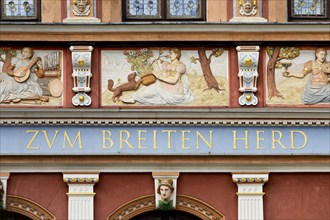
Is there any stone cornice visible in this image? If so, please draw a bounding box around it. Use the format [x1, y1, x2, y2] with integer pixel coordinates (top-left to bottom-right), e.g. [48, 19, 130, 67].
[0, 23, 329, 42]
[0, 108, 329, 126]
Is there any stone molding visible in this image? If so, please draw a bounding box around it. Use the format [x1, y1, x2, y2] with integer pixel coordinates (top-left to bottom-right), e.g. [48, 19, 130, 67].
[1, 119, 328, 126]
[107, 194, 224, 220]
[6, 195, 56, 220]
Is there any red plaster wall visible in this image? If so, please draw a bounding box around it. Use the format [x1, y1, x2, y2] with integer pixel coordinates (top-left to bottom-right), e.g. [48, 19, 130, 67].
[7, 173, 68, 220]
[94, 173, 237, 220]
[177, 173, 237, 219]
[94, 173, 155, 219]
[264, 173, 330, 220]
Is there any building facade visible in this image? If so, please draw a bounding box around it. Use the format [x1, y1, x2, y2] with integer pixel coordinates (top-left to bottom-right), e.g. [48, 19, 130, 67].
[0, 0, 329, 219]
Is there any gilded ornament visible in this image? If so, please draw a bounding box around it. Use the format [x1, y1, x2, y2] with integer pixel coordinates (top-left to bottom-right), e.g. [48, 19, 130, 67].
[246, 94, 252, 101]
[79, 96, 85, 101]
[78, 58, 85, 66]
[245, 57, 252, 66]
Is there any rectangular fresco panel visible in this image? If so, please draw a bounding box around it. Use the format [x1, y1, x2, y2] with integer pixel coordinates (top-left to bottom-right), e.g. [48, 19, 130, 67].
[0, 47, 63, 106]
[102, 47, 229, 106]
[266, 47, 330, 105]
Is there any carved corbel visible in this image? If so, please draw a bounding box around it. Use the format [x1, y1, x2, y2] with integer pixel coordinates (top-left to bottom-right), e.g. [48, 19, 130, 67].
[236, 46, 260, 106]
[152, 172, 179, 210]
[70, 46, 93, 106]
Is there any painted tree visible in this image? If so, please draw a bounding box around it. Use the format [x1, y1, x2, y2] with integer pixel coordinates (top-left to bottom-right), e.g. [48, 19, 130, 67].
[191, 47, 225, 92]
[266, 47, 300, 99]
[0, 48, 17, 72]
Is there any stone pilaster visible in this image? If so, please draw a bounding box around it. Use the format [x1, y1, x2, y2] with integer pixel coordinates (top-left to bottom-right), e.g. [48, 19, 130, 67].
[0, 173, 10, 209]
[233, 173, 269, 220]
[63, 173, 99, 220]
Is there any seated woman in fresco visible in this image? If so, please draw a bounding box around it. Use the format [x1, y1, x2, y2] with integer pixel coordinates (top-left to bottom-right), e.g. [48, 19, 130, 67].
[0, 47, 44, 103]
[284, 48, 330, 104]
[120, 48, 194, 105]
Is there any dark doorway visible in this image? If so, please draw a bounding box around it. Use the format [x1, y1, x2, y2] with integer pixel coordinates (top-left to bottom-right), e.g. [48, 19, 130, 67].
[0, 211, 31, 220]
[131, 210, 202, 220]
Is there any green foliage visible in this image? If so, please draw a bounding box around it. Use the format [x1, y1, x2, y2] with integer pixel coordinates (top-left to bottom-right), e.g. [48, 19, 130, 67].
[123, 48, 155, 77]
[0, 48, 17, 57]
[267, 47, 300, 69]
[158, 200, 174, 211]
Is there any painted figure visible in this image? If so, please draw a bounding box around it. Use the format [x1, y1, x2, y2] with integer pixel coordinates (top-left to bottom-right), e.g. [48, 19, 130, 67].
[157, 178, 174, 210]
[284, 48, 330, 104]
[240, 0, 257, 16]
[121, 48, 194, 105]
[73, 0, 91, 16]
[0, 47, 45, 104]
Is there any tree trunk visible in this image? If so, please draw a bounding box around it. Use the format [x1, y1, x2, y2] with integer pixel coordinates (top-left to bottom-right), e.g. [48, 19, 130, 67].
[267, 47, 283, 99]
[197, 47, 223, 92]
[2, 51, 13, 73]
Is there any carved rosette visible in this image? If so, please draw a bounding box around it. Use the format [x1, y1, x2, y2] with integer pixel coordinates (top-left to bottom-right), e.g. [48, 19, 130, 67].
[70, 46, 93, 106]
[236, 46, 260, 106]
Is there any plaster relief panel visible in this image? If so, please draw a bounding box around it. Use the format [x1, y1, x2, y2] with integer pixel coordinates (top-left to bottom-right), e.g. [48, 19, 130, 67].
[102, 47, 229, 107]
[266, 47, 330, 105]
[0, 47, 63, 106]
[230, 0, 267, 22]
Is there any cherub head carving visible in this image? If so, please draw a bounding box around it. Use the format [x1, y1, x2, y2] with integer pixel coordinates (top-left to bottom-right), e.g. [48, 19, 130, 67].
[73, 0, 91, 16]
[239, 0, 257, 16]
[157, 178, 174, 201]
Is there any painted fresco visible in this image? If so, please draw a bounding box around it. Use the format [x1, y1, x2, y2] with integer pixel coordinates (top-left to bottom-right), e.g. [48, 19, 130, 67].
[0, 47, 63, 106]
[102, 47, 229, 106]
[266, 47, 330, 105]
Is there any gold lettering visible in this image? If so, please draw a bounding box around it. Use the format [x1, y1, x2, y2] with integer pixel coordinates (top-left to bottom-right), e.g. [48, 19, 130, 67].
[101, 130, 113, 149]
[63, 131, 83, 149]
[119, 130, 134, 149]
[271, 130, 287, 149]
[42, 130, 59, 149]
[196, 131, 213, 149]
[26, 130, 40, 150]
[138, 130, 147, 149]
[233, 131, 249, 149]
[182, 130, 190, 150]
[256, 130, 265, 149]
[153, 130, 157, 149]
[290, 130, 308, 149]
[162, 130, 176, 149]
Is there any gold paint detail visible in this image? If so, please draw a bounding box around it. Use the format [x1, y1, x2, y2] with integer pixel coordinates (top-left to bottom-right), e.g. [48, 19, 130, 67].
[233, 177, 269, 183]
[6, 195, 56, 220]
[107, 194, 225, 220]
[79, 96, 85, 102]
[78, 58, 85, 66]
[63, 177, 99, 183]
[245, 57, 252, 66]
[246, 94, 252, 101]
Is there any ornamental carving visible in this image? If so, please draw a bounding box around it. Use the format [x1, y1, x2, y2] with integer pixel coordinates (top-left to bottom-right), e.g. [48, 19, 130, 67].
[73, 0, 91, 16]
[239, 0, 257, 16]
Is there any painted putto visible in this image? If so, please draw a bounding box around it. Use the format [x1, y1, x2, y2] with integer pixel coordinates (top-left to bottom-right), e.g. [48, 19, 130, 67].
[0, 47, 63, 105]
[266, 47, 329, 105]
[102, 47, 228, 106]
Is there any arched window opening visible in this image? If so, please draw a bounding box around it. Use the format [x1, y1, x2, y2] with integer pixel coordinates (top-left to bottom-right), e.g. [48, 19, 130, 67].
[131, 210, 202, 220]
[0, 210, 32, 220]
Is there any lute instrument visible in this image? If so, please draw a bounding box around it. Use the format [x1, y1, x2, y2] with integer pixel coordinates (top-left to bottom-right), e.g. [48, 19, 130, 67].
[14, 57, 41, 83]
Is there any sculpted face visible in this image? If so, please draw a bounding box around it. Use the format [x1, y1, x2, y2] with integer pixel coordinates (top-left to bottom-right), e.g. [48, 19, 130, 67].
[21, 48, 33, 60]
[316, 50, 327, 63]
[243, 0, 253, 13]
[76, 0, 88, 12]
[159, 185, 172, 200]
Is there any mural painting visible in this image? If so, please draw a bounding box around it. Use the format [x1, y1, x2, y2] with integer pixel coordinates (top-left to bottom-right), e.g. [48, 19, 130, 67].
[102, 47, 229, 106]
[0, 47, 63, 105]
[266, 47, 330, 105]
